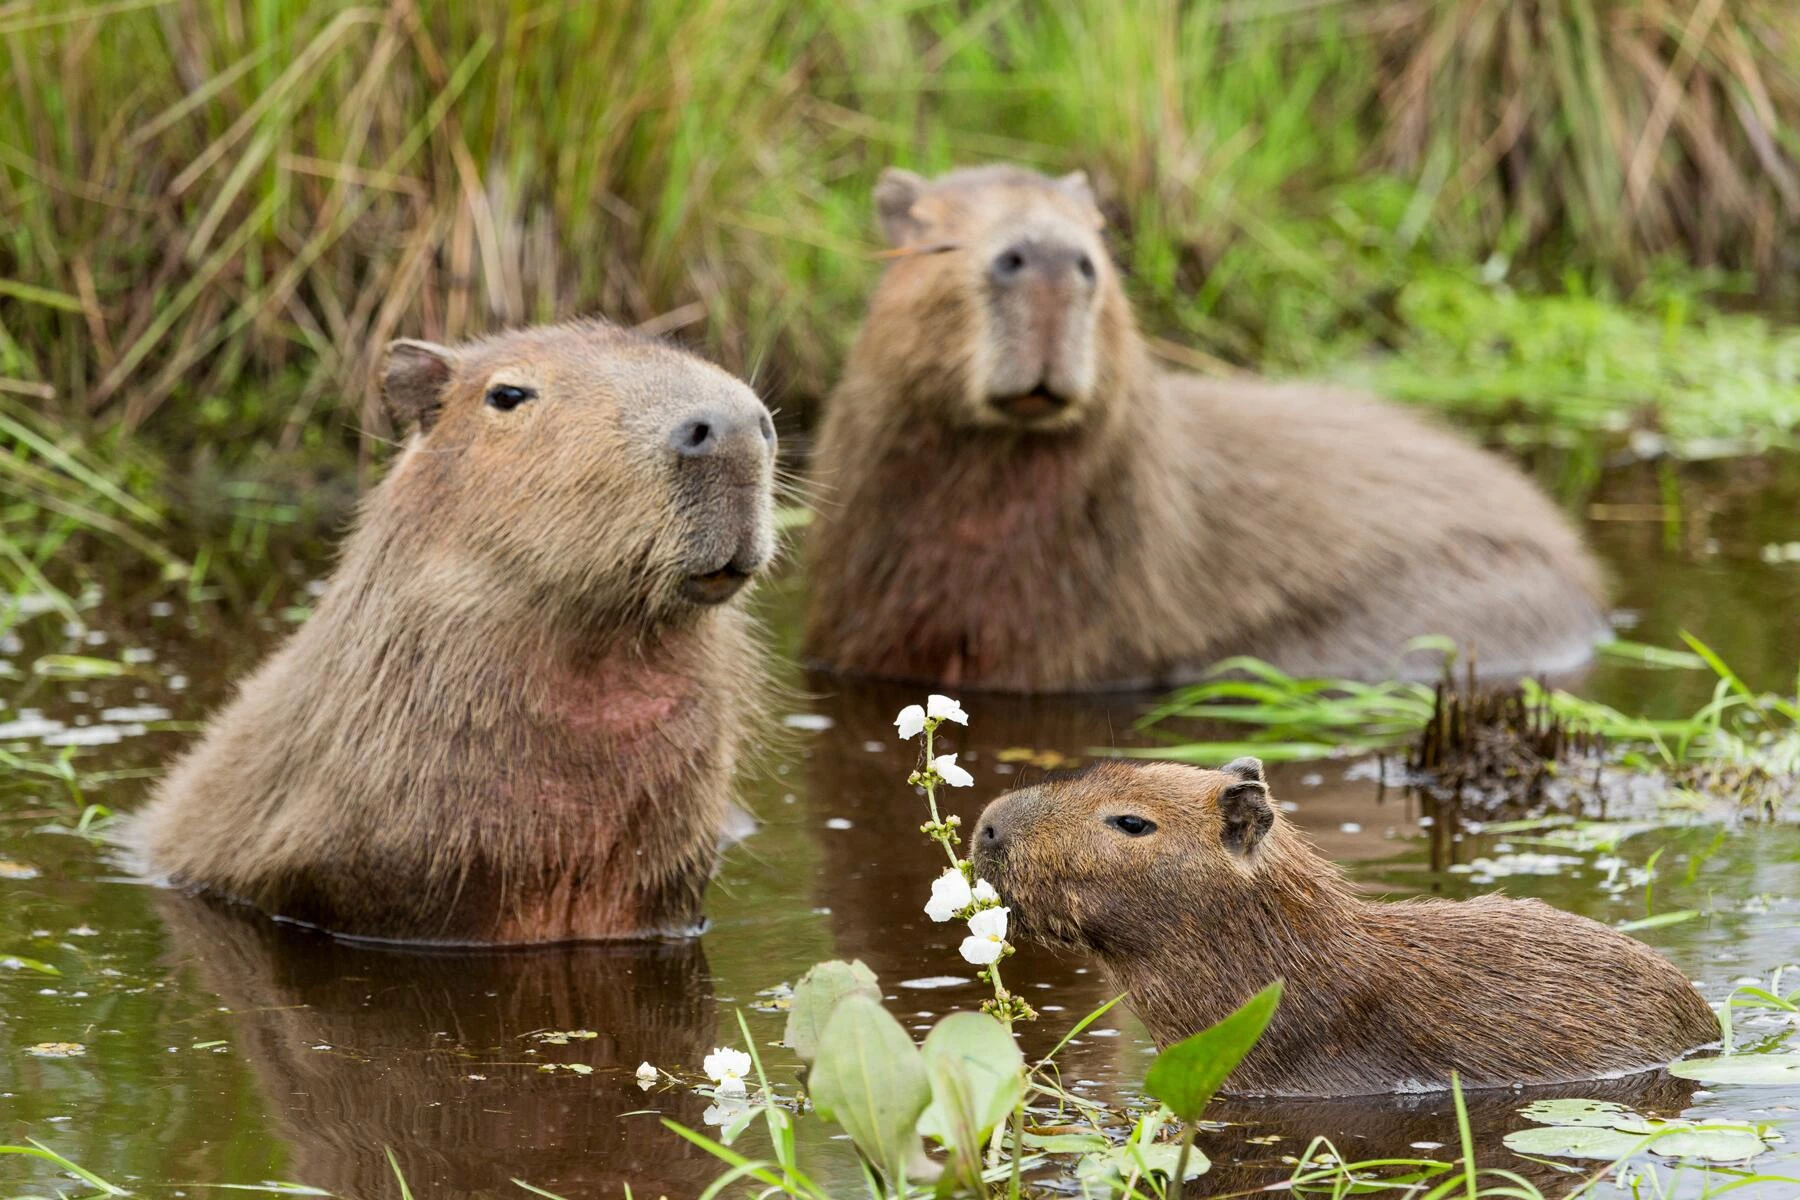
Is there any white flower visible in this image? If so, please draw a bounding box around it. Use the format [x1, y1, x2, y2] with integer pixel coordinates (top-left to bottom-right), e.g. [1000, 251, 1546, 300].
[703, 1047, 751, 1095]
[959, 906, 1009, 965]
[894, 705, 926, 740]
[934, 754, 974, 788]
[635, 1061, 658, 1083]
[924, 868, 973, 922]
[971, 878, 999, 906]
[927, 694, 969, 725]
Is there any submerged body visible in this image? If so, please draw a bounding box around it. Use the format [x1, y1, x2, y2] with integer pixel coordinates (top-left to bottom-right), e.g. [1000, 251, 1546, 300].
[138, 321, 777, 944]
[973, 760, 1717, 1096]
[803, 165, 1606, 691]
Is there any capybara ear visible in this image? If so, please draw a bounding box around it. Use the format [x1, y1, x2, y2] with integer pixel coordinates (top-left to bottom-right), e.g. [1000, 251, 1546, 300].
[1218, 779, 1274, 855]
[1056, 170, 1104, 228]
[1222, 755, 1265, 784]
[874, 167, 929, 246]
[382, 339, 456, 434]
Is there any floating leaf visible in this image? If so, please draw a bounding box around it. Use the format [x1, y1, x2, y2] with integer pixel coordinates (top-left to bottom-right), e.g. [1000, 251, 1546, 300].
[1618, 1118, 1774, 1162]
[26, 1043, 85, 1058]
[0, 860, 40, 880]
[918, 1011, 1025, 1185]
[1519, 1098, 1636, 1128]
[783, 959, 880, 1062]
[1143, 979, 1283, 1122]
[808, 994, 930, 1187]
[1503, 1124, 1646, 1160]
[1077, 1142, 1209, 1184]
[1668, 1053, 1800, 1086]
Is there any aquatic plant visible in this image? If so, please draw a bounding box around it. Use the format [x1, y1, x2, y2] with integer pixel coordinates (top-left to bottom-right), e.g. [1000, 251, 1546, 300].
[1133, 635, 1799, 817]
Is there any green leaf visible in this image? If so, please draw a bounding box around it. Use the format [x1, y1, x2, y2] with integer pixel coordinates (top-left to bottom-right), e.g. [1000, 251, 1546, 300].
[1616, 909, 1700, 932]
[1, 954, 61, 976]
[1667, 1053, 1800, 1086]
[783, 959, 880, 1063]
[808, 994, 930, 1187]
[917, 1012, 1024, 1184]
[32, 654, 133, 679]
[1502, 1125, 1646, 1160]
[1618, 1118, 1774, 1162]
[1076, 1141, 1209, 1184]
[1518, 1098, 1635, 1127]
[1143, 978, 1283, 1122]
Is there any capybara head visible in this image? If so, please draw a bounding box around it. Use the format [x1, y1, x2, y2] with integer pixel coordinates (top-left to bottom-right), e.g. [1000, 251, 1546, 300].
[972, 758, 1276, 955]
[379, 321, 776, 622]
[862, 164, 1136, 432]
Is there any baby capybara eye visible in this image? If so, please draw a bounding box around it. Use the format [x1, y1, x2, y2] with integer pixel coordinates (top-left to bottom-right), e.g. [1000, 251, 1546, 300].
[1105, 814, 1156, 837]
[485, 383, 536, 411]
[1076, 252, 1096, 283]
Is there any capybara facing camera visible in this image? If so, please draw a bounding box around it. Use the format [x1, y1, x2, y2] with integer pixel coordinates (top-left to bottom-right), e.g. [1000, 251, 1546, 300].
[972, 759, 1718, 1096]
[803, 164, 1607, 691]
[136, 320, 776, 944]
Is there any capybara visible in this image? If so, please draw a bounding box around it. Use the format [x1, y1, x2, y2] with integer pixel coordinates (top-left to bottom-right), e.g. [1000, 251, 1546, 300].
[802, 164, 1607, 691]
[137, 321, 776, 944]
[971, 759, 1718, 1096]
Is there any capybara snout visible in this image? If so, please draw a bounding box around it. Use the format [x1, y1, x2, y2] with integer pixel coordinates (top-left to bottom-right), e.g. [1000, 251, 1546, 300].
[873, 165, 1111, 430]
[663, 388, 778, 605]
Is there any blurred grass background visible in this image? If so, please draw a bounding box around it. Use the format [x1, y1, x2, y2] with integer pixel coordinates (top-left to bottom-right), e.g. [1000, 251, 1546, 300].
[2, 0, 1799, 599]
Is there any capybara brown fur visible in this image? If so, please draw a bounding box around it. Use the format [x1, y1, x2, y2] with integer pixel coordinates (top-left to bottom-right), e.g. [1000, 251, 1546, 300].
[972, 759, 1718, 1096]
[137, 320, 776, 944]
[803, 165, 1607, 691]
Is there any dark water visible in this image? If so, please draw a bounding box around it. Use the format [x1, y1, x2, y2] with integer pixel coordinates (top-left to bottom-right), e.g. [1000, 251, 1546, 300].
[1, 450, 1797, 1198]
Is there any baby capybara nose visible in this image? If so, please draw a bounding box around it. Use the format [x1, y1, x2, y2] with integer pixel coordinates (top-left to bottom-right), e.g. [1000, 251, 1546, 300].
[669, 406, 774, 460]
[988, 239, 1096, 286]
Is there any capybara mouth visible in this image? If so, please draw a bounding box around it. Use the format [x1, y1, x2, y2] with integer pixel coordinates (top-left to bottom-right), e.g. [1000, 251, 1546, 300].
[681, 563, 753, 605]
[990, 384, 1070, 422]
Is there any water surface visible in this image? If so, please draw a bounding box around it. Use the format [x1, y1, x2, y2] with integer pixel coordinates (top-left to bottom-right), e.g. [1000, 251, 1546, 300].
[1, 450, 1796, 1197]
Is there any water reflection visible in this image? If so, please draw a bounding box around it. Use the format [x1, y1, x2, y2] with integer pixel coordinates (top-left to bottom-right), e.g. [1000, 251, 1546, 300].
[154, 895, 720, 1199]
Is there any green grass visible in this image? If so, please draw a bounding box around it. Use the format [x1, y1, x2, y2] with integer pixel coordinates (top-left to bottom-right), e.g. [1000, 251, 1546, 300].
[0, 0, 1797, 483]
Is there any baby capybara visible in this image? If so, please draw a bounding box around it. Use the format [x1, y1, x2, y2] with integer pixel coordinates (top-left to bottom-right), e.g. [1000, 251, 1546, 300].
[138, 321, 776, 944]
[803, 164, 1606, 691]
[972, 759, 1717, 1096]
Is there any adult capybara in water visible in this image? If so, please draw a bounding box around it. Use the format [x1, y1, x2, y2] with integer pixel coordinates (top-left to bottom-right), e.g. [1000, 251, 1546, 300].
[972, 759, 1718, 1096]
[137, 321, 776, 944]
[803, 165, 1606, 691]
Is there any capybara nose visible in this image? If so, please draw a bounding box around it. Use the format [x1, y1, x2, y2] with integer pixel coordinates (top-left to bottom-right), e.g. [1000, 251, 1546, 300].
[979, 820, 1003, 849]
[669, 407, 773, 460]
[988, 240, 1095, 287]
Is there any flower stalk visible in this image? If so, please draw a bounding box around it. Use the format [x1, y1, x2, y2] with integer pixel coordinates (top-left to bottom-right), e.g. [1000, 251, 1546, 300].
[898, 695, 1037, 1027]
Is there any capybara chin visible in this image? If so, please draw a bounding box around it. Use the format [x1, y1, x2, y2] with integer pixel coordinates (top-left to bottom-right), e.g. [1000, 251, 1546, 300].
[136, 320, 777, 945]
[802, 164, 1607, 692]
[972, 760, 1718, 1097]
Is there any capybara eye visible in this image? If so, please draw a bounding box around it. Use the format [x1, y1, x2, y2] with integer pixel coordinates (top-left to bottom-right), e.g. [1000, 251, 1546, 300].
[485, 384, 536, 411]
[1076, 252, 1096, 283]
[1106, 814, 1156, 837]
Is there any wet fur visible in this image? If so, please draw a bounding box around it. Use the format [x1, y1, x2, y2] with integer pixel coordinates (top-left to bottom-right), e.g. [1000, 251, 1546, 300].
[974, 761, 1719, 1096]
[804, 166, 1606, 691]
[136, 321, 773, 944]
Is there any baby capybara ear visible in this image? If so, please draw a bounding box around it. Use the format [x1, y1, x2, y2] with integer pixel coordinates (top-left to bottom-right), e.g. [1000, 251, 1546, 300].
[381, 339, 456, 434]
[873, 167, 929, 247]
[1222, 756, 1265, 784]
[1217, 771, 1274, 855]
[1055, 170, 1104, 228]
